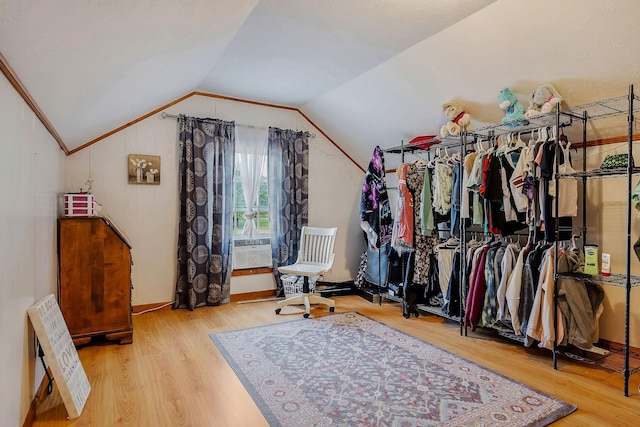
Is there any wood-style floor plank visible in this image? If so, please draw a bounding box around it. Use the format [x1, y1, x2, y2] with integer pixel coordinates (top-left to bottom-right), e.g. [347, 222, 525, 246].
[31, 295, 640, 426]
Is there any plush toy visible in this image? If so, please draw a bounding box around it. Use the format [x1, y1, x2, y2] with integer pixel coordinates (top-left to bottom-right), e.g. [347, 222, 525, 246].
[498, 88, 529, 126]
[525, 83, 563, 117]
[440, 102, 472, 137]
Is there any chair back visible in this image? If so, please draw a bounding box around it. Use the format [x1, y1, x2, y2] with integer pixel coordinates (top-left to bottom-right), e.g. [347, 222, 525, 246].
[297, 226, 337, 269]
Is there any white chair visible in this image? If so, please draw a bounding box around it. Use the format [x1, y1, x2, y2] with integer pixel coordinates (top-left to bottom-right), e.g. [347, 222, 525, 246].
[275, 226, 337, 318]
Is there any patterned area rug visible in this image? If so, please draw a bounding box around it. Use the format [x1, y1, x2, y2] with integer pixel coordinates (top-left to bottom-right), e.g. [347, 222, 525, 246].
[210, 312, 576, 426]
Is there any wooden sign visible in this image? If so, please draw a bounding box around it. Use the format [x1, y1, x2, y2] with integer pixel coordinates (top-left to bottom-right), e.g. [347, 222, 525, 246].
[27, 294, 91, 419]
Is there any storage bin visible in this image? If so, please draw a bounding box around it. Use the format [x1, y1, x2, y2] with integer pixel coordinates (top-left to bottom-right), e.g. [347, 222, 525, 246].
[281, 274, 318, 297]
[63, 194, 95, 216]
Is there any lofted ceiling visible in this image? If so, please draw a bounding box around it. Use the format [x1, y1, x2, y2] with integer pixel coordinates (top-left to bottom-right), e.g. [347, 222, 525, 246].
[2, 0, 640, 168]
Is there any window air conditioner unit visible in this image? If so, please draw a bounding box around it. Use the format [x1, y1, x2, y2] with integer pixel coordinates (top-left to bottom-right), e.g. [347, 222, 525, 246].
[233, 242, 272, 270]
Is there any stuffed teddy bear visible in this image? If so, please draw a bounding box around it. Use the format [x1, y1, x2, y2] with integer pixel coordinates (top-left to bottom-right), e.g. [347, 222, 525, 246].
[440, 102, 472, 137]
[525, 83, 563, 117]
[498, 88, 529, 126]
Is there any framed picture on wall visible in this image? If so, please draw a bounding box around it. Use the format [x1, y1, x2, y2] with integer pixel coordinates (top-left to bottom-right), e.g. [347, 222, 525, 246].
[128, 154, 161, 185]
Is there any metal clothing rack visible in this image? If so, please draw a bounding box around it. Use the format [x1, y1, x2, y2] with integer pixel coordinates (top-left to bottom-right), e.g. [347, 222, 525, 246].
[552, 84, 640, 397]
[380, 86, 640, 397]
[381, 134, 473, 333]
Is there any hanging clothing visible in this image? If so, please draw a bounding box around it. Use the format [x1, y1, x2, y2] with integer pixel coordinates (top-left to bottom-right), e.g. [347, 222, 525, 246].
[461, 153, 474, 220]
[548, 139, 578, 217]
[406, 163, 434, 285]
[467, 153, 486, 226]
[556, 246, 605, 350]
[505, 245, 531, 335]
[392, 163, 414, 251]
[432, 161, 453, 216]
[465, 243, 493, 331]
[420, 166, 435, 236]
[450, 163, 461, 236]
[360, 146, 393, 248]
[481, 245, 504, 327]
[525, 245, 557, 350]
[538, 141, 572, 241]
[442, 250, 462, 317]
[436, 243, 456, 299]
[424, 251, 442, 306]
[519, 244, 550, 341]
[496, 243, 520, 324]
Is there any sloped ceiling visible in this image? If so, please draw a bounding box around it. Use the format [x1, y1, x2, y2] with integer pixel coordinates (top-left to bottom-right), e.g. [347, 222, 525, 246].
[2, 0, 640, 168]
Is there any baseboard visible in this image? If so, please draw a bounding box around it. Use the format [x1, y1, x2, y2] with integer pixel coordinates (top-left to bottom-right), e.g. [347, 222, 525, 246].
[598, 338, 640, 354]
[23, 366, 56, 427]
[230, 290, 277, 302]
[22, 399, 36, 427]
[133, 292, 280, 308]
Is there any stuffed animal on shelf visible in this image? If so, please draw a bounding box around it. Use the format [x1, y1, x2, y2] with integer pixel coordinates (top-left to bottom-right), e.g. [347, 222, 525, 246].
[440, 102, 472, 137]
[498, 88, 529, 126]
[525, 83, 563, 117]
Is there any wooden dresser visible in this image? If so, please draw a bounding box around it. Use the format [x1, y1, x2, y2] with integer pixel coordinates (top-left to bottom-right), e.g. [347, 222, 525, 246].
[58, 216, 133, 346]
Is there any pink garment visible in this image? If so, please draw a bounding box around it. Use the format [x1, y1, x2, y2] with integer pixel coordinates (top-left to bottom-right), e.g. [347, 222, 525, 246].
[396, 164, 414, 247]
[535, 143, 545, 165]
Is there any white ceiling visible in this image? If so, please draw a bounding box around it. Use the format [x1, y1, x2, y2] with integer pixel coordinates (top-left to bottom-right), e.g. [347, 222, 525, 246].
[2, 0, 640, 168]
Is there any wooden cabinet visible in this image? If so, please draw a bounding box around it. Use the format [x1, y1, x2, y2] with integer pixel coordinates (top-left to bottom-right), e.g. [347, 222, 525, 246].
[58, 217, 133, 346]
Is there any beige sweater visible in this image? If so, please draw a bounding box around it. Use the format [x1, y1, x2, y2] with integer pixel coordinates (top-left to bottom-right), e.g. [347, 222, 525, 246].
[526, 246, 557, 349]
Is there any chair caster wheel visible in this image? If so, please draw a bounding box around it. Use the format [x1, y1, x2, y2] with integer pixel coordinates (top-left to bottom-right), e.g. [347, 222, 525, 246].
[275, 308, 281, 314]
[329, 307, 335, 312]
[303, 313, 310, 318]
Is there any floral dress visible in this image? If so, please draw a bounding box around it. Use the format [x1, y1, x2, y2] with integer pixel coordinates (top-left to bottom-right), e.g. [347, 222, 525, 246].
[406, 163, 434, 285]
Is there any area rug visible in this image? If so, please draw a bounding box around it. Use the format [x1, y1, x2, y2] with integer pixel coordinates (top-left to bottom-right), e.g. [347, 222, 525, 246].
[210, 312, 576, 426]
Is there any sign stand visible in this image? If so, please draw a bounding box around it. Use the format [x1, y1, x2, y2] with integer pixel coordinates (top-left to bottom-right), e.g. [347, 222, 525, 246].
[27, 294, 91, 419]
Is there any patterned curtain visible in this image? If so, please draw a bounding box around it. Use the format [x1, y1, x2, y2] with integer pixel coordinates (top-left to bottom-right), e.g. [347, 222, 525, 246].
[268, 128, 309, 297]
[174, 115, 235, 310]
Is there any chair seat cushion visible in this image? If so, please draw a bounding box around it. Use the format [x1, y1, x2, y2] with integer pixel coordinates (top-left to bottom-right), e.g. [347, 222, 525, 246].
[278, 263, 328, 276]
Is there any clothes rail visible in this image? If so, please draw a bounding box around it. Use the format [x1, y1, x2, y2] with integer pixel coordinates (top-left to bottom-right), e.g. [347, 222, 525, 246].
[160, 112, 316, 138]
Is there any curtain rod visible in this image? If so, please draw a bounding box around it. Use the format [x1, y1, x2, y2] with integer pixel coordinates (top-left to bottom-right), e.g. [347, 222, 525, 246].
[160, 112, 315, 138]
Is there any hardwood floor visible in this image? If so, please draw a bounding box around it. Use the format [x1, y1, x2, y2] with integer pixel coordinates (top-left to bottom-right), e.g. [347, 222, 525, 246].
[31, 295, 640, 426]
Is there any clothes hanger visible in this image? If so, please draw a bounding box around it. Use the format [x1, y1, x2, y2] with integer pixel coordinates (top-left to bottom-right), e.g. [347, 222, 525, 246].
[450, 150, 461, 164]
[527, 128, 537, 147]
[537, 127, 547, 143]
[487, 136, 495, 152]
[525, 228, 533, 248]
[476, 138, 486, 154]
[506, 132, 526, 153]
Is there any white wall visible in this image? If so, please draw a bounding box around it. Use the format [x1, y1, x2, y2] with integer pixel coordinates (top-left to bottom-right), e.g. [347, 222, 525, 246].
[65, 94, 365, 306]
[570, 141, 640, 347]
[0, 73, 66, 426]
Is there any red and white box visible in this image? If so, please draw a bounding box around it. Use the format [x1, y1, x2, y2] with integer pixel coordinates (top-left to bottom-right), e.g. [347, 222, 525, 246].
[63, 194, 95, 216]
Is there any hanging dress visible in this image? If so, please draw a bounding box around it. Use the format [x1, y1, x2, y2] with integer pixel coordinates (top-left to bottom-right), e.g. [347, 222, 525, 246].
[405, 163, 433, 285]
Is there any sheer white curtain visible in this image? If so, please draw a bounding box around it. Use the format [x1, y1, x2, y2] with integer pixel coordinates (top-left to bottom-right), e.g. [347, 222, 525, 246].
[236, 126, 268, 238]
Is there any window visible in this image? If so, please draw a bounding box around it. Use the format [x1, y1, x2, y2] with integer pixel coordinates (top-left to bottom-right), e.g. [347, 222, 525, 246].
[232, 154, 270, 238]
[232, 147, 272, 270]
